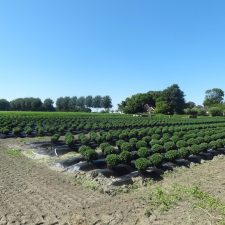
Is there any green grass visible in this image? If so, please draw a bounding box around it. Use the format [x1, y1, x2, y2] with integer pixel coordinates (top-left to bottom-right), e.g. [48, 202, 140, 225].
[145, 184, 225, 224]
[6, 148, 21, 157]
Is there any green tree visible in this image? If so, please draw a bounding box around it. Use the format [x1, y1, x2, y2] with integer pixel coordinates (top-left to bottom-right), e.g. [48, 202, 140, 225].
[162, 84, 185, 114]
[85, 96, 93, 108]
[203, 88, 224, 107]
[93, 95, 102, 109]
[155, 101, 170, 114]
[119, 93, 155, 114]
[43, 98, 54, 111]
[101, 96, 112, 110]
[0, 99, 10, 111]
[77, 96, 86, 108]
[68, 96, 77, 111]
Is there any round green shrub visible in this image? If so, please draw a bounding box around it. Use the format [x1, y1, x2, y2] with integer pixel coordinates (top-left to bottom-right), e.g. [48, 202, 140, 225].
[142, 136, 151, 143]
[209, 141, 217, 150]
[106, 154, 121, 168]
[129, 138, 138, 147]
[178, 147, 189, 158]
[149, 153, 164, 166]
[151, 134, 161, 140]
[138, 147, 148, 158]
[79, 145, 91, 154]
[12, 127, 21, 136]
[135, 158, 150, 172]
[119, 150, 132, 163]
[151, 144, 164, 153]
[164, 150, 179, 161]
[121, 142, 133, 152]
[24, 127, 33, 135]
[176, 140, 187, 148]
[136, 140, 147, 149]
[187, 138, 198, 146]
[1, 127, 9, 135]
[81, 149, 98, 162]
[164, 141, 176, 151]
[171, 135, 179, 143]
[104, 146, 116, 155]
[199, 143, 208, 152]
[116, 140, 126, 149]
[190, 144, 201, 155]
[100, 142, 110, 152]
[65, 132, 74, 147]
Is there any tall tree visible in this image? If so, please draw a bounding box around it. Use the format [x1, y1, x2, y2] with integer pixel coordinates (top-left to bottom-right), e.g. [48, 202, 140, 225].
[203, 88, 224, 107]
[185, 101, 196, 109]
[0, 99, 10, 111]
[69, 96, 77, 111]
[56, 97, 71, 111]
[93, 95, 102, 109]
[162, 84, 185, 114]
[10, 98, 43, 111]
[101, 96, 112, 110]
[43, 98, 54, 111]
[119, 93, 155, 114]
[77, 96, 86, 108]
[85, 96, 93, 108]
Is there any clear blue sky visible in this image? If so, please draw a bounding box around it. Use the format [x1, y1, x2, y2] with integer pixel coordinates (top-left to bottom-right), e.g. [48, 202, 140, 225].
[0, 0, 225, 108]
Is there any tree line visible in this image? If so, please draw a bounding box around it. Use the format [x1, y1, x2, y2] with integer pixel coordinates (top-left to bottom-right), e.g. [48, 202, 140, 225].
[118, 84, 186, 114]
[0, 95, 112, 112]
[118, 84, 225, 116]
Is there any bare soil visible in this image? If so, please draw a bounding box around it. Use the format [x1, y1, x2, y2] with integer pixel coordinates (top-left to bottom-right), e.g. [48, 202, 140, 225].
[1, 138, 225, 225]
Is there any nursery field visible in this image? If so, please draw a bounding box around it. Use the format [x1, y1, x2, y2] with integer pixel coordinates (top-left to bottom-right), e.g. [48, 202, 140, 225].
[2, 112, 225, 224]
[1, 112, 225, 177]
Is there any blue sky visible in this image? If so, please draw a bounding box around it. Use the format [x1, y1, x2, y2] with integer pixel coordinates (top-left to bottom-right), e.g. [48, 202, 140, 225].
[0, 0, 225, 108]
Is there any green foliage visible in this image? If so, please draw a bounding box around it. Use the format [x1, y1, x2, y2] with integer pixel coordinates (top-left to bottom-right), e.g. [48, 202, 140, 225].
[204, 88, 224, 107]
[164, 141, 176, 151]
[99, 142, 110, 152]
[199, 143, 208, 152]
[164, 150, 179, 161]
[151, 144, 164, 153]
[129, 138, 138, 147]
[187, 138, 198, 146]
[81, 149, 98, 162]
[176, 140, 187, 148]
[65, 132, 74, 147]
[155, 101, 170, 114]
[136, 140, 147, 149]
[24, 126, 33, 135]
[104, 146, 116, 155]
[79, 145, 91, 154]
[209, 141, 217, 150]
[178, 147, 189, 158]
[0, 99, 10, 111]
[162, 84, 186, 114]
[106, 154, 120, 168]
[135, 158, 150, 172]
[149, 153, 164, 166]
[51, 134, 60, 143]
[118, 93, 155, 114]
[12, 127, 21, 136]
[116, 140, 126, 149]
[121, 142, 133, 152]
[190, 144, 201, 155]
[101, 96, 113, 109]
[138, 147, 148, 158]
[209, 107, 223, 117]
[119, 150, 132, 163]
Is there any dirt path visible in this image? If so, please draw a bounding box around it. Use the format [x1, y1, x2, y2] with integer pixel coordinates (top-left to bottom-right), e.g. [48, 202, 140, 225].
[0, 140, 149, 225]
[1, 138, 225, 225]
[0, 142, 101, 224]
